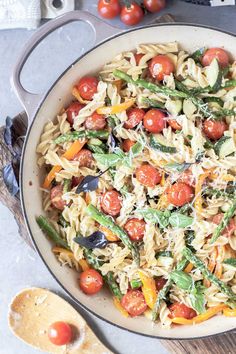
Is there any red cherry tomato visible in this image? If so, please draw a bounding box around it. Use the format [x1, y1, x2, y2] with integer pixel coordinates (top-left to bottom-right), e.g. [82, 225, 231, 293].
[66, 102, 84, 125]
[124, 108, 145, 129]
[76, 76, 98, 100]
[155, 277, 167, 291]
[134, 53, 144, 65]
[149, 55, 175, 81]
[71, 176, 83, 188]
[167, 182, 194, 207]
[120, 3, 144, 26]
[211, 213, 236, 237]
[84, 112, 106, 130]
[73, 148, 93, 168]
[79, 269, 103, 295]
[101, 190, 122, 216]
[169, 302, 197, 319]
[50, 185, 66, 210]
[168, 118, 182, 131]
[179, 169, 196, 188]
[203, 119, 228, 141]
[143, 109, 166, 133]
[143, 0, 166, 13]
[121, 290, 147, 316]
[48, 321, 72, 346]
[124, 218, 146, 242]
[97, 0, 121, 19]
[136, 163, 162, 188]
[201, 48, 230, 68]
[122, 139, 136, 152]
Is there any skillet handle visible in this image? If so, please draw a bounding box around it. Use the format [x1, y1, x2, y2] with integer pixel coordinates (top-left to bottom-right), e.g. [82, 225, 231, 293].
[11, 11, 119, 122]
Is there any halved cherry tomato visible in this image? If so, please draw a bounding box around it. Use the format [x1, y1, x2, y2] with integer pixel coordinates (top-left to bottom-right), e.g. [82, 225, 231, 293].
[143, 0, 166, 13]
[122, 139, 136, 152]
[48, 321, 72, 346]
[179, 169, 196, 188]
[66, 102, 84, 125]
[121, 290, 147, 316]
[167, 182, 194, 207]
[71, 176, 83, 188]
[73, 148, 93, 168]
[149, 55, 175, 81]
[168, 118, 182, 131]
[203, 119, 228, 141]
[84, 112, 106, 130]
[169, 302, 197, 319]
[79, 269, 103, 295]
[201, 48, 230, 68]
[134, 53, 144, 65]
[136, 163, 162, 188]
[124, 108, 145, 129]
[50, 185, 66, 210]
[124, 218, 146, 242]
[76, 76, 98, 101]
[143, 109, 166, 133]
[120, 3, 144, 26]
[155, 277, 167, 291]
[98, 0, 121, 19]
[101, 190, 122, 216]
[211, 213, 236, 237]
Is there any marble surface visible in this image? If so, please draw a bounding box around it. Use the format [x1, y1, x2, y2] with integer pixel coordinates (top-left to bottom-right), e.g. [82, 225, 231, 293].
[0, 1, 236, 353]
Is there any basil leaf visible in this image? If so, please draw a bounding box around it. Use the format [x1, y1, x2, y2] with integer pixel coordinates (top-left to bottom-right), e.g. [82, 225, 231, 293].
[169, 212, 193, 228]
[189, 284, 206, 314]
[165, 162, 192, 172]
[170, 270, 193, 291]
[223, 258, 236, 268]
[74, 231, 108, 249]
[137, 208, 170, 228]
[124, 141, 144, 167]
[93, 153, 122, 167]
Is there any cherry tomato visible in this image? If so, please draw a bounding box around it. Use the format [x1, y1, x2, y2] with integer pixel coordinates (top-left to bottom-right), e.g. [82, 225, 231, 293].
[203, 119, 228, 141]
[121, 290, 147, 316]
[155, 277, 167, 291]
[120, 3, 144, 26]
[143, 0, 166, 13]
[84, 112, 106, 130]
[179, 169, 196, 188]
[134, 53, 144, 65]
[124, 218, 146, 242]
[101, 190, 122, 216]
[73, 148, 93, 168]
[124, 108, 145, 129]
[167, 182, 194, 207]
[169, 302, 197, 319]
[149, 55, 175, 81]
[201, 48, 230, 68]
[71, 176, 83, 188]
[98, 0, 121, 19]
[168, 118, 182, 131]
[211, 213, 236, 237]
[143, 109, 166, 133]
[48, 321, 72, 346]
[79, 269, 103, 295]
[76, 76, 98, 100]
[66, 102, 84, 125]
[122, 139, 136, 152]
[50, 185, 66, 210]
[136, 163, 162, 188]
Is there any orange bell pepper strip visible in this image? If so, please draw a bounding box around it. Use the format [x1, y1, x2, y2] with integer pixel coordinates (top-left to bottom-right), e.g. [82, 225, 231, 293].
[113, 297, 129, 317]
[160, 171, 166, 187]
[96, 99, 135, 115]
[138, 271, 157, 309]
[184, 262, 194, 273]
[100, 225, 119, 242]
[223, 307, 236, 317]
[52, 247, 74, 257]
[194, 168, 215, 216]
[78, 259, 90, 271]
[171, 304, 227, 325]
[42, 140, 87, 189]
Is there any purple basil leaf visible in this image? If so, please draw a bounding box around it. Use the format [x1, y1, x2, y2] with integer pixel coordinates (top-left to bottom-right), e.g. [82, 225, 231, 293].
[4, 116, 13, 147]
[74, 231, 108, 249]
[76, 175, 99, 194]
[3, 163, 19, 196]
[108, 133, 119, 152]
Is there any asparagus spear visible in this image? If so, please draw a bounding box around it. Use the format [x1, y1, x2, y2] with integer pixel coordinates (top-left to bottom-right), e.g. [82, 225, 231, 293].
[183, 247, 236, 301]
[222, 80, 236, 88]
[86, 204, 140, 266]
[204, 188, 236, 200]
[209, 199, 236, 244]
[36, 215, 69, 249]
[54, 130, 109, 144]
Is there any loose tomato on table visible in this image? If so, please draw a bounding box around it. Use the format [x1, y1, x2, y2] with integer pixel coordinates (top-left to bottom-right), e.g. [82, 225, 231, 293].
[203, 119, 228, 141]
[101, 190, 122, 216]
[76, 76, 98, 100]
[124, 218, 146, 242]
[143, 0, 166, 13]
[98, 0, 121, 19]
[122, 139, 136, 152]
[167, 182, 194, 207]
[66, 102, 84, 125]
[121, 290, 147, 316]
[169, 302, 197, 319]
[168, 118, 182, 131]
[124, 108, 145, 129]
[120, 3, 144, 26]
[201, 48, 230, 68]
[211, 213, 236, 237]
[155, 277, 167, 291]
[134, 53, 144, 65]
[48, 321, 72, 346]
[143, 109, 166, 133]
[73, 148, 94, 168]
[136, 163, 162, 188]
[79, 269, 103, 295]
[149, 55, 175, 81]
[50, 185, 66, 210]
[84, 112, 106, 130]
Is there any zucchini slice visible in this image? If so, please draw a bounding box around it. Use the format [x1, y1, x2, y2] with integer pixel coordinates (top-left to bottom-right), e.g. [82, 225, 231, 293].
[204, 97, 224, 107]
[165, 99, 182, 116]
[205, 58, 222, 92]
[150, 134, 177, 153]
[183, 99, 197, 118]
[214, 136, 236, 158]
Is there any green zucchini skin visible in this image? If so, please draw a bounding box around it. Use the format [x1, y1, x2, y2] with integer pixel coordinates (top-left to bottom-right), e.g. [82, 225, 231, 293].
[150, 135, 177, 153]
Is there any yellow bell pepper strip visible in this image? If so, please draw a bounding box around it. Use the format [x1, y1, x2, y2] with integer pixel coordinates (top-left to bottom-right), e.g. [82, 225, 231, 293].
[42, 140, 87, 189]
[96, 99, 135, 115]
[52, 247, 74, 257]
[160, 171, 166, 187]
[78, 259, 90, 271]
[184, 262, 194, 273]
[138, 271, 157, 309]
[157, 194, 169, 210]
[221, 174, 236, 182]
[171, 304, 227, 325]
[113, 297, 129, 317]
[100, 225, 119, 242]
[223, 307, 236, 317]
[194, 168, 215, 216]
[72, 86, 89, 104]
